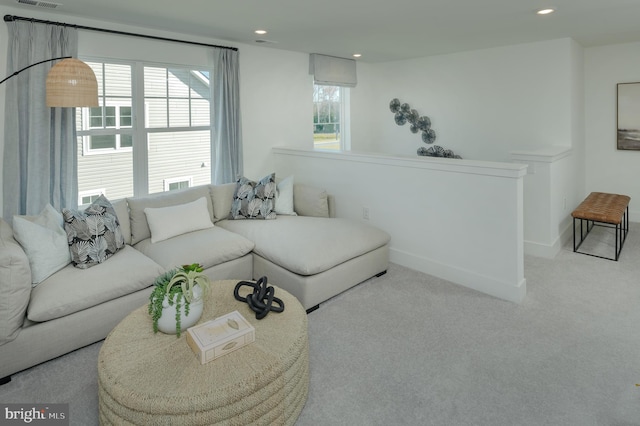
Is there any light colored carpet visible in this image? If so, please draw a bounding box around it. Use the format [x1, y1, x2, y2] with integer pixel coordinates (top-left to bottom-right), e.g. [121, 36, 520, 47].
[2, 223, 640, 425]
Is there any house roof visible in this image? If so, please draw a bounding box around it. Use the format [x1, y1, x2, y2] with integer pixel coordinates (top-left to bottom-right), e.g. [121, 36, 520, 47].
[2, 0, 640, 62]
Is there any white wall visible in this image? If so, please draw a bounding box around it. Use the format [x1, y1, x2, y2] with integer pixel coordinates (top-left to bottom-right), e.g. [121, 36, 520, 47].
[350, 38, 586, 258]
[585, 41, 640, 220]
[351, 39, 579, 162]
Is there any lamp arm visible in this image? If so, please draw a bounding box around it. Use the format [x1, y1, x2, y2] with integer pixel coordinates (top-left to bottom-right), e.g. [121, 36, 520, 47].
[0, 56, 71, 85]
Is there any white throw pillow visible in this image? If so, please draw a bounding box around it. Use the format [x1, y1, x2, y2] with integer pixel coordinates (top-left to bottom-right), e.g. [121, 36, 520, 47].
[144, 197, 214, 243]
[275, 175, 297, 215]
[12, 204, 71, 286]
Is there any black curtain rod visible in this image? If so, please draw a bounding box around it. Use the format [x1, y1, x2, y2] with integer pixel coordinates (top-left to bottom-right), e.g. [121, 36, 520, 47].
[4, 14, 238, 52]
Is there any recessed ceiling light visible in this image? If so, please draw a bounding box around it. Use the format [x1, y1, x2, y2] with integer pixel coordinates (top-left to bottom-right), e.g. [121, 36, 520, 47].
[353, 53, 362, 58]
[536, 8, 555, 15]
[254, 30, 267, 35]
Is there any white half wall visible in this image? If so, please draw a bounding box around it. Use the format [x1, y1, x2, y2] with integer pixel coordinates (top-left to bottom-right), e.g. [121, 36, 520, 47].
[274, 147, 528, 303]
[511, 147, 575, 258]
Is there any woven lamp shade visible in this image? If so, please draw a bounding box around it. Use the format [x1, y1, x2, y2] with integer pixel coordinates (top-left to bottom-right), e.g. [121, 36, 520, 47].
[46, 58, 99, 107]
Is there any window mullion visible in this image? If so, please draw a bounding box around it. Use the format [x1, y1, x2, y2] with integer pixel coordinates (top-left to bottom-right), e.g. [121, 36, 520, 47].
[133, 62, 148, 196]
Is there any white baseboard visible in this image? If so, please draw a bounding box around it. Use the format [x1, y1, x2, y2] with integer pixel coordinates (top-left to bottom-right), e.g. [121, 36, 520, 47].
[523, 222, 573, 259]
[390, 248, 526, 303]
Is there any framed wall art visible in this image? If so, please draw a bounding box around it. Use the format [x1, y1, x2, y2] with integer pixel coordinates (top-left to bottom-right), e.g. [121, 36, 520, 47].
[617, 82, 640, 150]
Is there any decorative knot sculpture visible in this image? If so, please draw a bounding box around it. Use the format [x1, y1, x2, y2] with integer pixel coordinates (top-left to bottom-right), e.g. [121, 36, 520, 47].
[234, 276, 285, 320]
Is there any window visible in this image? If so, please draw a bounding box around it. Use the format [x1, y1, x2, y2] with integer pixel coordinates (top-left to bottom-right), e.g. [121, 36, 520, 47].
[163, 176, 193, 192]
[78, 189, 106, 206]
[76, 60, 213, 204]
[313, 84, 350, 151]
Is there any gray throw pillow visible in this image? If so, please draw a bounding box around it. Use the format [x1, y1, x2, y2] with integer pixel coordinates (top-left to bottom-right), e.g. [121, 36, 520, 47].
[229, 173, 277, 220]
[62, 195, 125, 269]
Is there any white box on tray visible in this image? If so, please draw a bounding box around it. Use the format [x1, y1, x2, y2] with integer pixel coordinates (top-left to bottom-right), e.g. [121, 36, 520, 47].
[186, 310, 255, 364]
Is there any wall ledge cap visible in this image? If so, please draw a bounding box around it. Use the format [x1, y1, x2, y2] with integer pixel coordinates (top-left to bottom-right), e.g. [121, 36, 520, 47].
[274, 147, 527, 179]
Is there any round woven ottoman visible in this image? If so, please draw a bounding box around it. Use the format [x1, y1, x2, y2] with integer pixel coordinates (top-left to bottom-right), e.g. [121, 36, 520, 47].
[98, 280, 309, 425]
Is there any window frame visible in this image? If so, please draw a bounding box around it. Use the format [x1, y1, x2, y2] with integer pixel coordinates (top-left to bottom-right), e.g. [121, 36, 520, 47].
[163, 176, 193, 192]
[313, 84, 350, 151]
[76, 57, 215, 202]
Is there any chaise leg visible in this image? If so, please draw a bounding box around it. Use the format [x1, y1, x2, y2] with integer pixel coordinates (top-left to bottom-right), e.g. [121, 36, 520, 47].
[306, 305, 320, 314]
[375, 270, 387, 277]
[0, 376, 11, 386]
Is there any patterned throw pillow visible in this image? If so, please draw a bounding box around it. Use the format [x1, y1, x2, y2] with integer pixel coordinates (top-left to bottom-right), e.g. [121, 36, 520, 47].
[229, 173, 277, 220]
[62, 195, 125, 269]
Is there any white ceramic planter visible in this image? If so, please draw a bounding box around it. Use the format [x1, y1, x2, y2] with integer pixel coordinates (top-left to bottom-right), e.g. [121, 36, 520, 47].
[156, 285, 204, 335]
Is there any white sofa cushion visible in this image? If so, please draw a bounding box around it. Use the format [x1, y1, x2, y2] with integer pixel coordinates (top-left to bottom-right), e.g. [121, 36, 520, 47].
[27, 246, 165, 322]
[144, 197, 214, 243]
[127, 186, 214, 245]
[134, 226, 255, 271]
[293, 184, 329, 218]
[275, 175, 296, 215]
[217, 216, 390, 275]
[111, 199, 131, 245]
[12, 204, 71, 285]
[209, 183, 236, 222]
[0, 218, 32, 345]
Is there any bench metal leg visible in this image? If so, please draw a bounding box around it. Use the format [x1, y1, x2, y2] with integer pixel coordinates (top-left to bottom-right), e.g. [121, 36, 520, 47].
[573, 215, 627, 262]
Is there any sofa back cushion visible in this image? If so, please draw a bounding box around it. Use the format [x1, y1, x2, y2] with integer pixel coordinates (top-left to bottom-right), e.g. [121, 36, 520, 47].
[0, 218, 32, 346]
[293, 184, 330, 218]
[12, 204, 71, 284]
[127, 186, 214, 245]
[111, 199, 131, 245]
[209, 183, 236, 222]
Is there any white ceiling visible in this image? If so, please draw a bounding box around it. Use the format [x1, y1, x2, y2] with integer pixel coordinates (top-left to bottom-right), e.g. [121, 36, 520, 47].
[2, 0, 640, 62]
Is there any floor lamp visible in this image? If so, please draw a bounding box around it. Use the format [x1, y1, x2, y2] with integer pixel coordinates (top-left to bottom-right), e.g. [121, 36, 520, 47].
[0, 56, 98, 107]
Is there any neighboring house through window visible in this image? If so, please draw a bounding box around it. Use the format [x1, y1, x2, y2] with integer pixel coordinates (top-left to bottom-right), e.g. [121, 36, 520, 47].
[75, 60, 214, 205]
[313, 84, 350, 151]
[164, 176, 193, 191]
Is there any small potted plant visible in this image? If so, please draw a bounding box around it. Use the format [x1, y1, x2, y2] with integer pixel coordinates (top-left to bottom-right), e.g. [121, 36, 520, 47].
[148, 263, 211, 337]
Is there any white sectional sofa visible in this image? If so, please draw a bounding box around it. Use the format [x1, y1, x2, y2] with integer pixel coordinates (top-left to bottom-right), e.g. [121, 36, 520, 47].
[0, 180, 390, 383]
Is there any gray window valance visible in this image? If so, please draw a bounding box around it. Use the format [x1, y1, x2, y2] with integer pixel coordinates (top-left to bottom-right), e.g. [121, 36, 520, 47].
[309, 54, 357, 87]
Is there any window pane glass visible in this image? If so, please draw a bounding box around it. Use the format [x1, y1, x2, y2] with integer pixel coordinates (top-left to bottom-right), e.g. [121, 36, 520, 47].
[87, 62, 104, 96]
[191, 99, 210, 126]
[147, 130, 211, 195]
[168, 69, 190, 98]
[145, 99, 168, 128]
[168, 99, 190, 127]
[120, 107, 132, 127]
[90, 108, 102, 128]
[104, 64, 132, 97]
[105, 106, 116, 127]
[78, 137, 133, 200]
[90, 135, 116, 150]
[313, 85, 343, 150]
[120, 134, 133, 148]
[78, 61, 135, 202]
[168, 181, 189, 191]
[144, 67, 167, 97]
[190, 71, 210, 99]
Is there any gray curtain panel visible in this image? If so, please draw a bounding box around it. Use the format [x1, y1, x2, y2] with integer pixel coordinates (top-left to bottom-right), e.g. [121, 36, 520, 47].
[3, 21, 78, 221]
[213, 48, 243, 184]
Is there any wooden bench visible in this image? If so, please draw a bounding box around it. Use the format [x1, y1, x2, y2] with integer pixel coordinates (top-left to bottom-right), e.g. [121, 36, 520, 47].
[571, 192, 630, 261]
